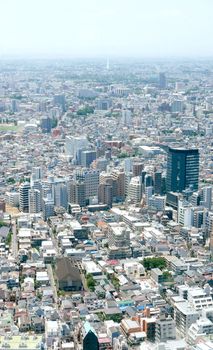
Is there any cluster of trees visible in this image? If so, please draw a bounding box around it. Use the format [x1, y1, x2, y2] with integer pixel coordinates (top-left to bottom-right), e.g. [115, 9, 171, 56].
[0, 220, 7, 228]
[51, 118, 58, 128]
[162, 271, 173, 282]
[77, 106, 94, 116]
[107, 273, 120, 290]
[86, 273, 96, 291]
[7, 178, 16, 184]
[142, 257, 167, 271]
[118, 152, 129, 159]
[6, 231, 13, 246]
[20, 177, 30, 183]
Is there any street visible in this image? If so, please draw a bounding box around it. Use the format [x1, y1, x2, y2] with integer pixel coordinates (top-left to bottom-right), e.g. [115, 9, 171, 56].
[11, 220, 18, 259]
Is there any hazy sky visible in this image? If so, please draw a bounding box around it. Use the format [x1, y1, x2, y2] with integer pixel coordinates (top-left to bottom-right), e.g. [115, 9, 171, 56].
[0, 0, 212, 58]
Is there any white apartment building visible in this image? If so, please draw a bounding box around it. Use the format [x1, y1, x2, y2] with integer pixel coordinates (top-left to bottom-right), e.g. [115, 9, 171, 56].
[178, 200, 193, 227]
[128, 176, 142, 203]
[174, 301, 199, 336]
[155, 315, 176, 342]
[148, 195, 165, 211]
[188, 317, 213, 345]
[187, 287, 213, 311]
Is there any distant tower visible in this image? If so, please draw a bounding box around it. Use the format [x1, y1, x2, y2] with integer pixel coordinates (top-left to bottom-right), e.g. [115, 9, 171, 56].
[121, 109, 132, 126]
[159, 72, 167, 89]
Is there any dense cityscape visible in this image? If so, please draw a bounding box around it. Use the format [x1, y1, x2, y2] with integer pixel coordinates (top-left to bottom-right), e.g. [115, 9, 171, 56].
[0, 58, 212, 350]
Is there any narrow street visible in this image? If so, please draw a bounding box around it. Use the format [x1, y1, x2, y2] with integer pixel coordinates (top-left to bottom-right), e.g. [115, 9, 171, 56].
[11, 220, 18, 259]
[47, 264, 58, 307]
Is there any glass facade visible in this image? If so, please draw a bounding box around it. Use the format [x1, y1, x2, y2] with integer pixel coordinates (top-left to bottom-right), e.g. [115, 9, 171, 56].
[166, 148, 199, 193]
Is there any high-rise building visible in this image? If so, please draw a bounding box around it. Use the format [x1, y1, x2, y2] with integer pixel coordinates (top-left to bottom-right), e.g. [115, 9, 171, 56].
[43, 195, 55, 221]
[40, 116, 52, 133]
[74, 169, 99, 202]
[96, 99, 112, 110]
[32, 167, 43, 181]
[174, 302, 199, 336]
[132, 162, 143, 177]
[80, 150, 96, 168]
[98, 183, 113, 208]
[53, 94, 66, 112]
[11, 99, 19, 113]
[54, 181, 68, 209]
[68, 181, 86, 207]
[144, 174, 154, 188]
[159, 72, 167, 89]
[178, 199, 193, 227]
[171, 100, 183, 113]
[121, 109, 132, 126]
[29, 189, 41, 214]
[111, 169, 125, 201]
[166, 148, 199, 193]
[19, 182, 31, 212]
[154, 171, 162, 195]
[201, 186, 212, 210]
[65, 136, 89, 162]
[145, 186, 154, 203]
[128, 176, 142, 204]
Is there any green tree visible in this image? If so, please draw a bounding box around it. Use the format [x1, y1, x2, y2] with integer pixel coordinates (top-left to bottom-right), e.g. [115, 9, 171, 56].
[77, 106, 94, 116]
[162, 271, 173, 282]
[0, 220, 8, 228]
[6, 231, 13, 246]
[142, 257, 167, 271]
[110, 274, 120, 290]
[7, 178, 16, 184]
[86, 273, 96, 291]
[51, 118, 58, 128]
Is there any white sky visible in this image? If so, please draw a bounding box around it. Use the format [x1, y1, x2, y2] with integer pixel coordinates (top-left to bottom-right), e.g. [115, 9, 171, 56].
[0, 0, 212, 58]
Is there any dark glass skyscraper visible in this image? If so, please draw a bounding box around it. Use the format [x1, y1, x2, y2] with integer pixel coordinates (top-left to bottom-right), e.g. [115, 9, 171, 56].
[166, 148, 199, 193]
[159, 72, 167, 89]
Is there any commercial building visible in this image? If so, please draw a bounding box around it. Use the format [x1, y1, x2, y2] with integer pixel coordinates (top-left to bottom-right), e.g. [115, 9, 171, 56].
[154, 171, 162, 195]
[65, 136, 89, 161]
[111, 169, 125, 201]
[68, 181, 86, 207]
[40, 116, 52, 133]
[80, 150, 96, 168]
[54, 181, 68, 209]
[166, 148, 199, 193]
[82, 321, 99, 350]
[159, 72, 167, 89]
[42, 196, 54, 221]
[75, 169, 99, 201]
[98, 183, 113, 208]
